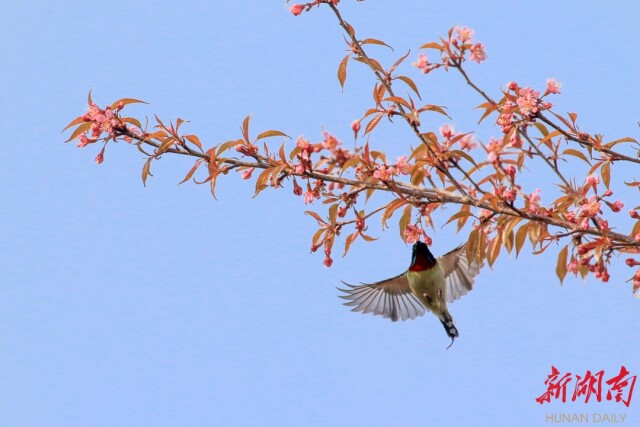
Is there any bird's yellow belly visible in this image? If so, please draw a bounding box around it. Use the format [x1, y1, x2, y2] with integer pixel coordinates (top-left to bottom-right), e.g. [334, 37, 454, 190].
[406, 266, 446, 312]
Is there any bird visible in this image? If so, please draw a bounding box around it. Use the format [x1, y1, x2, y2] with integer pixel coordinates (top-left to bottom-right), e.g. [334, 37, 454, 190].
[338, 241, 482, 348]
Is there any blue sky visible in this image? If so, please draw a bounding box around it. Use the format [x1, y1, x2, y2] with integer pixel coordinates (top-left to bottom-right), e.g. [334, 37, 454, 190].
[2, 1, 639, 426]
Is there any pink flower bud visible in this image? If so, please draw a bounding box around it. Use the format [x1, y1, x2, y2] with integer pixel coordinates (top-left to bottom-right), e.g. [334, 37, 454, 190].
[626, 258, 640, 267]
[610, 200, 624, 212]
[629, 210, 639, 219]
[351, 120, 361, 139]
[241, 167, 254, 180]
[505, 165, 516, 178]
[290, 4, 304, 16]
[323, 255, 333, 267]
[95, 152, 104, 164]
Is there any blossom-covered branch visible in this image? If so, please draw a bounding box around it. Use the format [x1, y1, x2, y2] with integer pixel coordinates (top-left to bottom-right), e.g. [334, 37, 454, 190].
[65, 0, 640, 294]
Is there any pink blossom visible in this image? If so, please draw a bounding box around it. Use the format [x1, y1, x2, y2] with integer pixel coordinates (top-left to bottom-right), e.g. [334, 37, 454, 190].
[585, 174, 600, 187]
[546, 78, 562, 95]
[469, 42, 486, 63]
[567, 260, 579, 274]
[507, 81, 519, 91]
[403, 224, 425, 244]
[412, 54, 430, 73]
[373, 165, 395, 181]
[502, 188, 517, 202]
[296, 136, 311, 150]
[290, 4, 304, 16]
[581, 196, 601, 218]
[507, 133, 522, 148]
[528, 189, 542, 213]
[610, 200, 624, 212]
[241, 167, 254, 180]
[458, 134, 478, 151]
[496, 113, 513, 133]
[76, 133, 92, 148]
[565, 211, 577, 223]
[439, 124, 454, 139]
[303, 190, 317, 204]
[454, 26, 474, 43]
[516, 87, 540, 116]
[322, 131, 341, 150]
[395, 155, 412, 175]
[486, 137, 503, 162]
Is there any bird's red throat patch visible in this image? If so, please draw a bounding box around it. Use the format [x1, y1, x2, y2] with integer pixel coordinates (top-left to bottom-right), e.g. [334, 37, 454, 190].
[409, 254, 436, 272]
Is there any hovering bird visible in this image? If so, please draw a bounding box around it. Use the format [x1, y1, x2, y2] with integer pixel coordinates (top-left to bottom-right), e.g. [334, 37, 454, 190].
[338, 241, 482, 348]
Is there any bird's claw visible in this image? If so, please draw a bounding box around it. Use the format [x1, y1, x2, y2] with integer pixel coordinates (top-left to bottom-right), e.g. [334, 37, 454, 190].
[445, 337, 455, 350]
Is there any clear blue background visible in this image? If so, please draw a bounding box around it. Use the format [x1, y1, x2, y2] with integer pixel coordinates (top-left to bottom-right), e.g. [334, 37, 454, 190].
[1, 1, 639, 426]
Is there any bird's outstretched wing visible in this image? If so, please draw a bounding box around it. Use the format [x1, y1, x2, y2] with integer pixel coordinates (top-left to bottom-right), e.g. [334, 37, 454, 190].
[438, 244, 483, 303]
[338, 273, 427, 322]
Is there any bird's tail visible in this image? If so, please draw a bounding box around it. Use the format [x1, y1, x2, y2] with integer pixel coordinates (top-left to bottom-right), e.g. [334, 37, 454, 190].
[440, 311, 459, 349]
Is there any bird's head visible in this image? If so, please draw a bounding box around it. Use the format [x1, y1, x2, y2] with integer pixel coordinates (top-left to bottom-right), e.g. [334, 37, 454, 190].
[409, 240, 437, 271]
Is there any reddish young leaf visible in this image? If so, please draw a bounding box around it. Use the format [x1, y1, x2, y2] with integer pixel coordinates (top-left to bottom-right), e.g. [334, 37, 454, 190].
[337, 54, 350, 90]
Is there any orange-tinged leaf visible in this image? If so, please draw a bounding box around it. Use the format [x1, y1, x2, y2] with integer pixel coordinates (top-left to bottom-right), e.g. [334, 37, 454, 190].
[418, 104, 450, 118]
[362, 38, 393, 50]
[254, 167, 273, 196]
[389, 50, 410, 74]
[383, 96, 411, 109]
[241, 115, 251, 143]
[141, 158, 153, 187]
[338, 54, 350, 90]
[343, 232, 359, 257]
[218, 139, 243, 155]
[305, 210, 327, 225]
[360, 233, 378, 242]
[563, 148, 591, 165]
[178, 159, 203, 184]
[87, 89, 93, 106]
[256, 130, 289, 140]
[61, 116, 84, 133]
[556, 245, 569, 283]
[382, 198, 407, 228]
[343, 21, 356, 38]
[110, 98, 147, 109]
[185, 134, 203, 150]
[601, 161, 611, 188]
[534, 122, 549, 137]
[515, 223, 529, 257]
[398, 205, 412, 240]
[396, 75, 421, 99]
[64, 122, 92, 142]
[487, 235, 502, 268]
[606, 136, 637, 148]
[328, 204, 339, 223]
[364, 113, 384, 136]
[122, 117, 143, 129]
[419, 42, 441, 50]
[353, 56, 383, 73]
